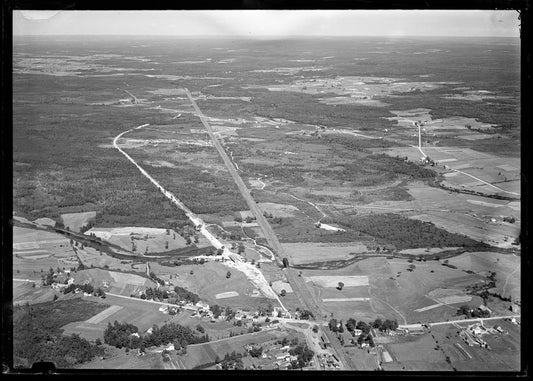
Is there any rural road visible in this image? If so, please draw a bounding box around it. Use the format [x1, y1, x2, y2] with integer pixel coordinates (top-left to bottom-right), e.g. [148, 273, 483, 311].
[105, 292, 197, 310]
[414, 144, 520, 197]
[399, 314, 521, 329]
[184, 88, 351, 368]
[112, 123, 288, 310]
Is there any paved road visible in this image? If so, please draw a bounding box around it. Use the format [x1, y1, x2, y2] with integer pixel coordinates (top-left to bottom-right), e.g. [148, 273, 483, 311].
[184, 88, 350, 368]
[185, 89, 284, 266]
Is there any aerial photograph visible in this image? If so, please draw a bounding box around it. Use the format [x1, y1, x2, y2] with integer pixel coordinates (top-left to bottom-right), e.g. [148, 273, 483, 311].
[10, 10, 521, 372]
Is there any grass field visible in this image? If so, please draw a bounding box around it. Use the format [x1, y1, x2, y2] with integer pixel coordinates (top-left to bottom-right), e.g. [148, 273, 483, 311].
[148, 261, 275, 310]
[61, 294, 178, 340]
[72, 268, 156, 296]
[61, 211, 97, 232]
[447, 251, 520, 301]
[282, 242, 368, 265]
[297, 256, 496, 323]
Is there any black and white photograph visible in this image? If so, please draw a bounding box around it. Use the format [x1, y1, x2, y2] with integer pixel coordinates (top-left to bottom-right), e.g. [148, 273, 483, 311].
[6, 8, 524, 373]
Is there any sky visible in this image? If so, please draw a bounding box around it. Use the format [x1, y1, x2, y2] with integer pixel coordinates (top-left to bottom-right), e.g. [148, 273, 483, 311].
[13, 10, 520, 37]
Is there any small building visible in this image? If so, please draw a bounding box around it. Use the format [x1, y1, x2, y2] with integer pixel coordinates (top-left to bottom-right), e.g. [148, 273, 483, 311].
[196, 301, 210, 310]
[478, 304, 492, 313]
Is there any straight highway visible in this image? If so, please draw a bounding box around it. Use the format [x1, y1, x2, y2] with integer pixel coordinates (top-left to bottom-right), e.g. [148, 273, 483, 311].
[184, 88, 354, 369]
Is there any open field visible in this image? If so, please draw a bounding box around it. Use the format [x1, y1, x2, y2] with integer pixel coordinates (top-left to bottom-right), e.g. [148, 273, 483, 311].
[282, 242, 368, 265]
[13, 280, 60, 305]
[13, 226, 76, 280]
[78, 349, 161, 369]
[296, 255, 509, 323]
[148, 261, 276, 310]
[72, 268, 156, 296]
[446, 251, 520, 301]
[305, 275, 369, 288]
[62, 294, 179, 340]
[85, 226, 204, 254]
[60, 211, 97, 232]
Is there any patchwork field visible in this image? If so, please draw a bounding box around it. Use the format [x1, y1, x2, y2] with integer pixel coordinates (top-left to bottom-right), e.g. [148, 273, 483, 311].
[13, 226, 76, 280]
[62, 294, 177, 340]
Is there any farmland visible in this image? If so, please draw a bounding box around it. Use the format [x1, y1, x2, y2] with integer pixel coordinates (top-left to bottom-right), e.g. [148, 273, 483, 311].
[381, 318, 520, 371]
[12, 33, 520, 371]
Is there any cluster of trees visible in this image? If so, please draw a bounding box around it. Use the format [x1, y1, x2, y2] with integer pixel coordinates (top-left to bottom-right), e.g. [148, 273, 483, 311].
[248, 345, 263, 357]
[218, 351, 245, 370]
[62, 283, 105, 296]
[219, 230, 242, 241]
[173, 286, 200, 304]
[465, 272, 497, 304]
[148, 271, 165, 286]
[103, 321, 140, 349]
[234, 215, 256, 223]
[79, 221, 95, 234]
[103, 321, 209, 350]
[297, 309, 314, 320]
[41, 267, 56, 286]
[456, 305, 490, 318]
[288, 344, 315, 369]
[333, 214, 486, 250]
[141, 287, 169, 301]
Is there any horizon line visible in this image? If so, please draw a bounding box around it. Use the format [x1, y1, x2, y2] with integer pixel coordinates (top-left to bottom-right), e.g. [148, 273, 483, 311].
[13, 34, 520, 38]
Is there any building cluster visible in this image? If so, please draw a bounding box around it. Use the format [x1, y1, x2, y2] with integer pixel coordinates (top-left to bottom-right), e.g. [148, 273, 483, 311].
[456, 322, 506, 349]
[316, 352, 341, 370]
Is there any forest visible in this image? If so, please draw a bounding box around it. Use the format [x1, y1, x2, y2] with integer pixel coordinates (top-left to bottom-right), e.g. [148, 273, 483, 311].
[13, 299, 108, 368]
[330, 213, 489, 250]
